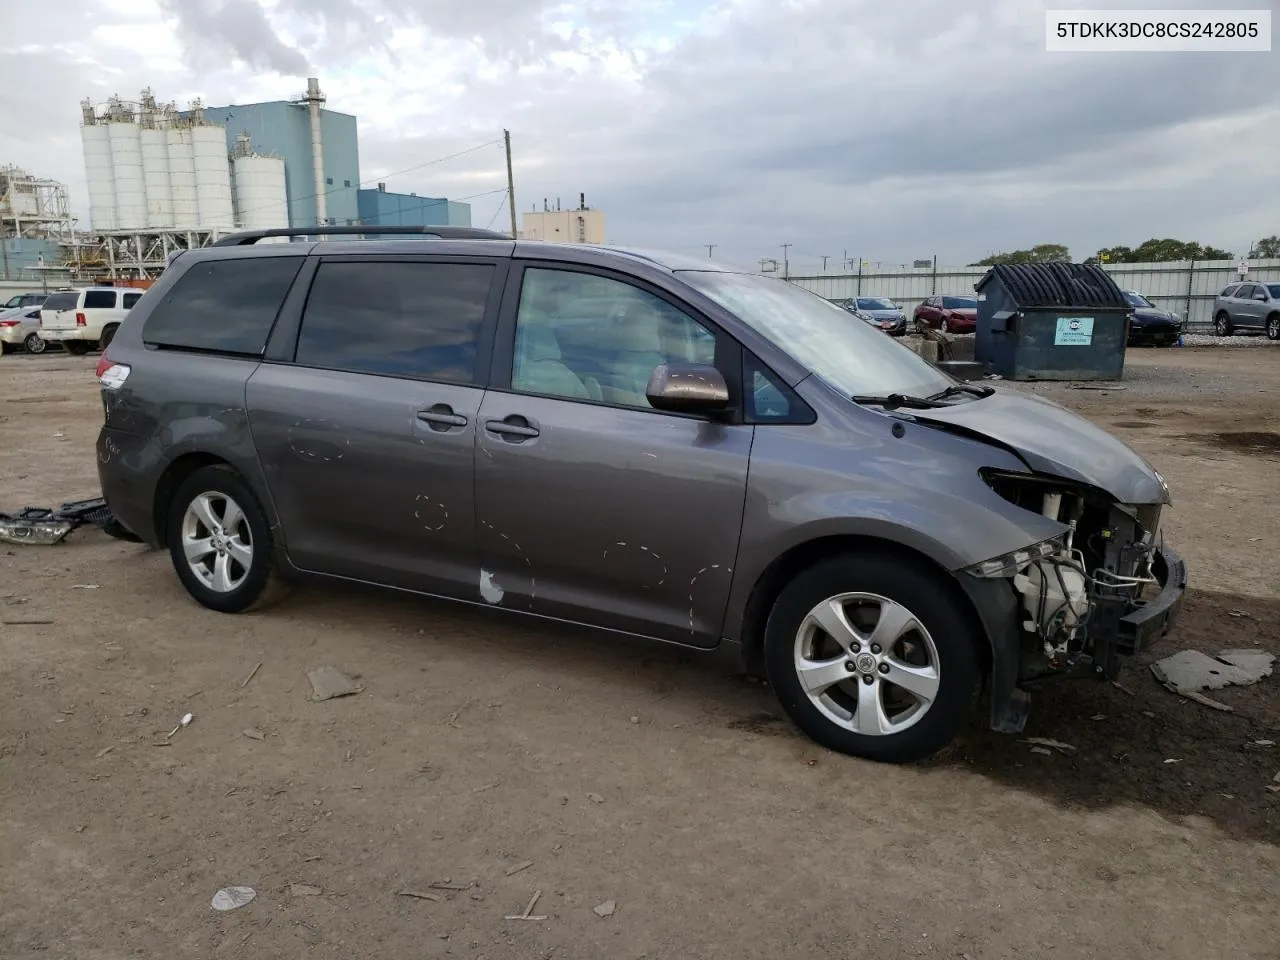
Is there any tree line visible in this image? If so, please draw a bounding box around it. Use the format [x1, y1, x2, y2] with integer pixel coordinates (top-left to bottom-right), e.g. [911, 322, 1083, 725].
[970, 235, 1279, 266]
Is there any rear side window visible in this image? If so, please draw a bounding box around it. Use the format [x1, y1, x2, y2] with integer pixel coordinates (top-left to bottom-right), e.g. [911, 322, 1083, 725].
[42, 292, 77, 311]
[294, 261, 493, 383]
[122, 292, 143, 308]
[83, 290, 117, 309]
[143, 257, 304, 355]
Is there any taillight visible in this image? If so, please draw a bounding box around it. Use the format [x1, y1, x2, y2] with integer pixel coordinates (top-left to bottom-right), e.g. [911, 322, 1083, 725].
[97, 355, 131, 390]
[0, 320, 19, 328]
[76, 312, 88, 327]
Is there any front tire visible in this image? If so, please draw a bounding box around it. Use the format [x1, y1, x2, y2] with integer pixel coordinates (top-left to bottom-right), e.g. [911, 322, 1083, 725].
[764, 554, 981, 763]
[1267, 314, 1280, 341]
[1214, 312, 1233, 337]
[166, 465, 287, 613]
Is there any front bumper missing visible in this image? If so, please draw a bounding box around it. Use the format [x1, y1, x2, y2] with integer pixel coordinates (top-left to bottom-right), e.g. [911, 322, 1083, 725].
[1116, 544, 1187, 654]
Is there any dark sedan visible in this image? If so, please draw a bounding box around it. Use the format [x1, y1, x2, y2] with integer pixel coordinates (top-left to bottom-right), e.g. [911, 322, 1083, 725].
[1122, 291, 1182, 347]
[914, 295, 977, 334]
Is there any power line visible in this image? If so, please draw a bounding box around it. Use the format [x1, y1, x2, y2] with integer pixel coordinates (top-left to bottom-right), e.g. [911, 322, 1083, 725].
[231, 136, 506, 222]
[485, 195, 508, 231]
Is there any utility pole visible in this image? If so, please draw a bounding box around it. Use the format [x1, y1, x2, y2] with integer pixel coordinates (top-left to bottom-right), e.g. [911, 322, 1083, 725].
[706, 244, 716, 258]
[503, 129, 518, 239]
[781, 243, 791, 280]
[821, 255, 830, 271]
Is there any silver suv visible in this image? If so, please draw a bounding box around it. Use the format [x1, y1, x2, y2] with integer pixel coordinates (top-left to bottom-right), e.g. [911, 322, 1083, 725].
[1212, 281, 1280, 339]
[94, 226, 1186, 763]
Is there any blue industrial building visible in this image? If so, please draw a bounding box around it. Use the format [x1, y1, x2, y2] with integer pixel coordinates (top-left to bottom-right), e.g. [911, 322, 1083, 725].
[190, 83, 472, 231]
[356, 183, 472, 228]
[196, 99, 361, 227]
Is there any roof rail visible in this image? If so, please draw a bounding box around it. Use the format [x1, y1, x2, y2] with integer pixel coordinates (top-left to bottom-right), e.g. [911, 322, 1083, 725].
[210, 225, 512, 246]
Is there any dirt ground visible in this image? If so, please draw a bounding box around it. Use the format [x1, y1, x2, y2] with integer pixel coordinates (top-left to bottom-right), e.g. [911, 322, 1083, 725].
[1, 347, 1277, 960]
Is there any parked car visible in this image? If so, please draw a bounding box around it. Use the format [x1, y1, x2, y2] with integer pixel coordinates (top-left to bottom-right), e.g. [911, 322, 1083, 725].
[0, 305, 48, 354]
[37, 286, 143, 355]
[839, 297, 907, 336]
[94, 226, 1185, 764]
[2, 292, 49, 311]
[1121, 291, 1182, 347]
[914, 295, 978, 334]
[1212, 281, 1280, 339]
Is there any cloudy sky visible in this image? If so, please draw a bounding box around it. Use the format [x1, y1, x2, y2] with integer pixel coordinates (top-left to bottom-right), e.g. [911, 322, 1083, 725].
[1, 0, 1276, 272]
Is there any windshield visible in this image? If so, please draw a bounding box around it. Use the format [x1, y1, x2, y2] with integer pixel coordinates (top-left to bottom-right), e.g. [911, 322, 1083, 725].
[2, 296, 21, 308]
[856, 297, 896, 311]
[681, 271, 953, 399]
[941, 296, 976, 310]
[1123, 291, 1153, 308]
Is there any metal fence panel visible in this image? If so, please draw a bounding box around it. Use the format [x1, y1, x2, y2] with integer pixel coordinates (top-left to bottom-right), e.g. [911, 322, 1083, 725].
[790, 258, 1280, 331]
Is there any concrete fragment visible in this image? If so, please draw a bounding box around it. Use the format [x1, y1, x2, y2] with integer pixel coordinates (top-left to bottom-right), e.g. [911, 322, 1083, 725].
[290, 883, 323, 897]
[1151, 649, 1274, 694]
[593, 899, 616, 918]
[242, 728, 266, 741]
[307, 666, 361, 701]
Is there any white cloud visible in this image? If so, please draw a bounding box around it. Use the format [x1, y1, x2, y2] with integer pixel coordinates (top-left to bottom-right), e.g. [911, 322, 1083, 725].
[0, 0, 1276, 268]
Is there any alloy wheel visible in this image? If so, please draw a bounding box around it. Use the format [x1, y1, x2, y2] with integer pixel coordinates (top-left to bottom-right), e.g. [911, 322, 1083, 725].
[181, 491, 254, 593]
[792, 592, 941, 736]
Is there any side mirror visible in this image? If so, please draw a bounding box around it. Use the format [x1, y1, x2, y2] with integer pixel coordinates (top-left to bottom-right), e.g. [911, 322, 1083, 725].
[645, 362, 730, 414]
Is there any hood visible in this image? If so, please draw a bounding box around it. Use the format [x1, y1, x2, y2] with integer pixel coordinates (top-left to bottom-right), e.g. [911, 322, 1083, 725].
[861, 308, 904, 320]
[1131, 307, 1176, 324]
[908, 387, 1169, 504]
[0, 306, 30, 321]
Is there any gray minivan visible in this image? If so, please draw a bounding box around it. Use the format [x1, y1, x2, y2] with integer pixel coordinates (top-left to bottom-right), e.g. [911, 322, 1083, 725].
[95, 227, 1186, 763]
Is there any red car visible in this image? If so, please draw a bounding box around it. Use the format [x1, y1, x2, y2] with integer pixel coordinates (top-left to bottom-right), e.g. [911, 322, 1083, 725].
[914, 295, 978, 334]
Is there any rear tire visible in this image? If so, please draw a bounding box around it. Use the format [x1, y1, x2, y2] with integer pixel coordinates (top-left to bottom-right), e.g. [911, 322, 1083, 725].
[764, 554, 981, 764]
[166, 465, 289, 613]
[1267, 314, 1280, 341]
[1214, 312, 1233, 337]
[23, 332, 46, 354]
[65, 341, 90, 356]
[99, 325, 119, 351]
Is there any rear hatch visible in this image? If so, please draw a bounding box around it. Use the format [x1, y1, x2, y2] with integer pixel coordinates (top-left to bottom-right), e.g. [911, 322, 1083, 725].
[39, 291, 81, 333]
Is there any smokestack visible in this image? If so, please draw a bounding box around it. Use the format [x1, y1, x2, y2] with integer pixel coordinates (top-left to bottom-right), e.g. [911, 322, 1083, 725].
[305, 77, 327, 227]
[579, 192, 585, 210]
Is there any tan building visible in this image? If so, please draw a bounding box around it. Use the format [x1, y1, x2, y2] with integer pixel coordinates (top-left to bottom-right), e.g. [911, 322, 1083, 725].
[520, 197, 605, 244]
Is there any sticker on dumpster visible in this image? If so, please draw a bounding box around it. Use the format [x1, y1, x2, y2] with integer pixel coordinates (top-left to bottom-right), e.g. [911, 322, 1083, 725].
[1054, 316, 1094, 346]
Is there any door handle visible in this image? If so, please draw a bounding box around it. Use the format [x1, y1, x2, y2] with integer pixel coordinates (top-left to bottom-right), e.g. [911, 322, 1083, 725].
[485, 415, 540, 440]
[417, 404, 468, 432]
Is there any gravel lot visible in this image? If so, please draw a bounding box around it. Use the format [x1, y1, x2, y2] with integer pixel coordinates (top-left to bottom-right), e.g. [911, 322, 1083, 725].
[1, 348, 1277, 960]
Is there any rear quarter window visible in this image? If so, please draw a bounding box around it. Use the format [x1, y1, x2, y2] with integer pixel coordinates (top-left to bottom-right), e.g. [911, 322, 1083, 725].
[122, 292, 143, 308]
[42, 292, 78, 311]
[143, 257, 305, 355]
[83, 290, 118, 309]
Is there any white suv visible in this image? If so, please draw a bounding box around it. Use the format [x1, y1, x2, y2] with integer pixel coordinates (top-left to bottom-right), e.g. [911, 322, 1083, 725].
[39, 287, 143, 355]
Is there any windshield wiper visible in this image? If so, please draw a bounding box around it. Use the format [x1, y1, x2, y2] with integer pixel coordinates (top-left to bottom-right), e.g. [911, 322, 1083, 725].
[851, 393, 948, 410]
[928, 382, 995, 401]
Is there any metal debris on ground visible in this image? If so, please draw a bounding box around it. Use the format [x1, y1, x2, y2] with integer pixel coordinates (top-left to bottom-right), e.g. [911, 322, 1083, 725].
[505, 889, 547, 921]
[211, 886, 257, 911]
[1151, 649, 1275, 697]
[1227, 610, 1252, 619]
[1180, 690, 1234, 712]
[472, 782, 500, 793]
[505, 860, 534, 877]
[1110, 681, 1135, 696]
[586, 792, 605, 803]
[289, 883, 323, 897]
[95, 746, 114, 759]
[1020, 737, 1077, 754]
[0, 496, 139, 546]
[1254, 740, 1275, 747]
[396, 890, 441, 902]
[1029, 746, 1053, 756]
[242, 728, 265, 741]
[307, 666, 361, 701]
[166, 713, 194, 738]
[1163, 758, 1181, 764]
[593, 899, 616, 918]
[3, 619, 54, 625]
[72, 584, 100, 589]
[428, 880, 470, 891]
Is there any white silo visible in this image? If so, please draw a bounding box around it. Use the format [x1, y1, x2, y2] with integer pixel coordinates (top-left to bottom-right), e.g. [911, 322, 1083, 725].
[107, 100, 147, 229]
[79, 100, 117, 231]
[167, 123, 199, 229]
[190, 106, 234, 229]
[140, 122, 173, 230]
[231, 133, 289, 230]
